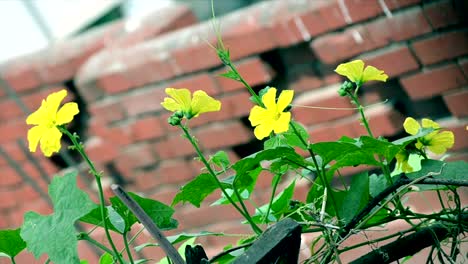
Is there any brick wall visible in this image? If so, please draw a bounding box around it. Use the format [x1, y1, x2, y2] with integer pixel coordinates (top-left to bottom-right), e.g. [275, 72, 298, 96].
[0, 0, 467, 262]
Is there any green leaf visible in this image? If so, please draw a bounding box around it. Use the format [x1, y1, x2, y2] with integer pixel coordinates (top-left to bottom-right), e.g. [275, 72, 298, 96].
[129, 193, 178, 230]
[99, 252, 113, 264]
[20, 171, 97, 264]
[369, 174, 389, 198]
[406, 160, 468, 190]
[172, 173, 219, 207]
[0, 253, 9, 258]
[271, 180, 296, 213]
[214, 167, 262, 205]
[218, 70, 238, 81]
[283, 121, 309, 150]
[338, 172, 370, 223]
[264, 135, 288, 149]
[211, 151, 230, 170]
[134, 231, 225, 252]
[109, 196, 138, 233]
[0, 229, 26, 257]
[392, 127, 434, 145]
[80, 260, 89, 264]
[79, 207, 118, 233]
[107, 206, 125, 234]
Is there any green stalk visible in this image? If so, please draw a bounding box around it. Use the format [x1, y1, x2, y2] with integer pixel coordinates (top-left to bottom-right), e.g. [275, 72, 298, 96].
[263, 174, 281, 223]
[123, 232, 135, 264]
[78, 233, 115, 256]
[10, 257, 16, 264]
[179, 124, 262, 234]
[59, 127, 124, 264]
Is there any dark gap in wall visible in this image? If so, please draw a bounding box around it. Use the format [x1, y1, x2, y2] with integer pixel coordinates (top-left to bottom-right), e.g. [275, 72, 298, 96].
[232, 116, 264, 158]
[64, 79, 90, 140]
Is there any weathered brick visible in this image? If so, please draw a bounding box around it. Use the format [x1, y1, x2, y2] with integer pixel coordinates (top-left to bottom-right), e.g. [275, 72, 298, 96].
[1, 59, 41, 92]
[97, 71, 133, 94]
[0, 166, 22, 187]
[0, 99, 24, 122]
[88, 99, 126, 124]
[423, 0, 460, 29]
[167, 73, 219, 95]
[130, 116, 165, 142]
[114, 143, 158, 177]
[353, 104, 404, 137]
[214, 57, 275, 92]
[0, 120, 28, 144]
[171, 42, 220, 74]
[122, 87, 166, 117]
[292, 84, 355, 125]
[289, 67, 323, 92]
[153, 159, 196, 185]
[412, 31, 468, 66]
[400, 64, 467, 100]
[84, 137, 119, 163]
[0, 189, 17, 210]
[361, 45, 419, 78]
[148, 187, 180, 205]
[443, 89, 468, 118]
[196, 121, 252, 150]
[154, 133, 196, 159]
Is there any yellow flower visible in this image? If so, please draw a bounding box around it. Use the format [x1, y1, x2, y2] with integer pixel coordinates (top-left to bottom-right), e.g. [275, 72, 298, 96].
[248, 88, 293, 140]
[395, 151, 413, 173]
[335, 60, 388, 86]
[403, 117, 454, 155]
[26, 89, 79, 157]
[161, 88, 221, 119]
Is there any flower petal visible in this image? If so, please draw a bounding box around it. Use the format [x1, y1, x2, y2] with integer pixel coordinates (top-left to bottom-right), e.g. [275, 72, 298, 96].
[28, 125, 47, 152]
[249, 106, 271, 126]
[276, 90, 294, 112]
[427, 131, 454, 154]
[26, 100, 49, 125]
[334, 60, 364, 84]
[262, 88, 277, 110]
[403, 117, 420, 135]
[362, 65, 388, 83]
[165, 88, 191, 112]
[161, 98, 180, 112]
[45, 89, 67, 116]
[421, 118, 440, 129]
[191, 90, 221, 117]
[273, 112, 291, 134]
[254, 122, 274, 140]
[56, 102, 79, 125]
[39, 127, 63, 157]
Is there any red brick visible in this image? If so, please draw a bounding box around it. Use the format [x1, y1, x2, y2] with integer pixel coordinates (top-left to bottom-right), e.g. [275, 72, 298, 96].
[122, 87, 166, 117]
[412, 31, 468, 66]
[0, 189, 18, 209]
[385, 0, 421, 9]
[114, 143, 158, 176]
[154, 133, 196, 159]
[400, 64, 467, 100]
[0, 166, 22, 187]
[97, 71, 133, 94]
[148, 186, 180, 205]
[84, 137, 119, 163]
[362, 45, 419, 78]
[196, 121, 252, 150]
[0, 99, 23, 121]
[214, 57, 275, 92]
[444, 90, 468, 118]
[1, 61, 41, 92]
[175, 203, 242, 229]
[270, 17, 306, 47]
[167, 73, 219, 95]
[353, 105, 404, 137]
[292, 85, 355, 126]
[21, 86, 68, 111]
[460, 59, 468, 77]
[124, 51, 177, 88]
[89, 121, 132, 148]
[423, 0, 460, 29]
[0, 120, 28, 144]
[131, 116, 165, 142]
[441, 119, 468, 152]
[88, 100, 126, 124]
[154, 159, 196, 185]
[171, 43, 220, 74]
[289, 68, 323, 92]
[309, 124, 339, 143]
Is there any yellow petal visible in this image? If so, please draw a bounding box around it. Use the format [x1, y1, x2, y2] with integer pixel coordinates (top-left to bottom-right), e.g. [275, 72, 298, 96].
[45, 89, 67, 115]
[273, 112, 291, 134]
[26, 100, 49, 125]
[161, 98, 180, 112]
[427, 131, 454, 154]
[254, 122, 274, 140]
[191, 90, 221, 117]
[27, 125, 47, 152]
[40, 127, 63, 157]
[249, 106, 271, 126]
[334, 60, 364, 84]
[276, 90, 294, 112]
[421, 118, 440, 129]
[164, 88, 191, 112]
[403, 117, 420, 135]
[362, 65, 388, 83]
[262, 88, 277, 110]
[56, 102, 79, 125]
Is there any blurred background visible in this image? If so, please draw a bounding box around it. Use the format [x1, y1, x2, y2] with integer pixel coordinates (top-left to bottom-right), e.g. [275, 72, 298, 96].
[0, 0, 467, 263]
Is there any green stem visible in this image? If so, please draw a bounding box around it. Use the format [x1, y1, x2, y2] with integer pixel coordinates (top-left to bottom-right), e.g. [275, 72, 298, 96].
[78, 233, 115, 256]
[10, 257, 16, 264]
[123, 232, 135, 264]
[263, 174, 281, 223]
[179, 124, 262, 234]
[226, 62, 263, 107]
[60, 127, 124, 264]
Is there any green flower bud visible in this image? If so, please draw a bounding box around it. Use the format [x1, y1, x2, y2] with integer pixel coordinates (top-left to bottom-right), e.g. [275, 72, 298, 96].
[338, 81, 355, 96]
[168, 114, 182, 126]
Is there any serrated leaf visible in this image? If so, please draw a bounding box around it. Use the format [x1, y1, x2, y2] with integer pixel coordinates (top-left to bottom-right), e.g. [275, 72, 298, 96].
[172, 173, 219, 207]
[107, 206, 125, 234]
[338, 172, 369, 223]
[0, 229, 26, 257]
[252, 180, 296, 224]
[211, 151, 230, 170]
[135, 231, 225, 252]
[20, 171, 97, 264]
[406, 160, 468, 190]
[109, 196, 138, 233]
[283, 121, 309, 150]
